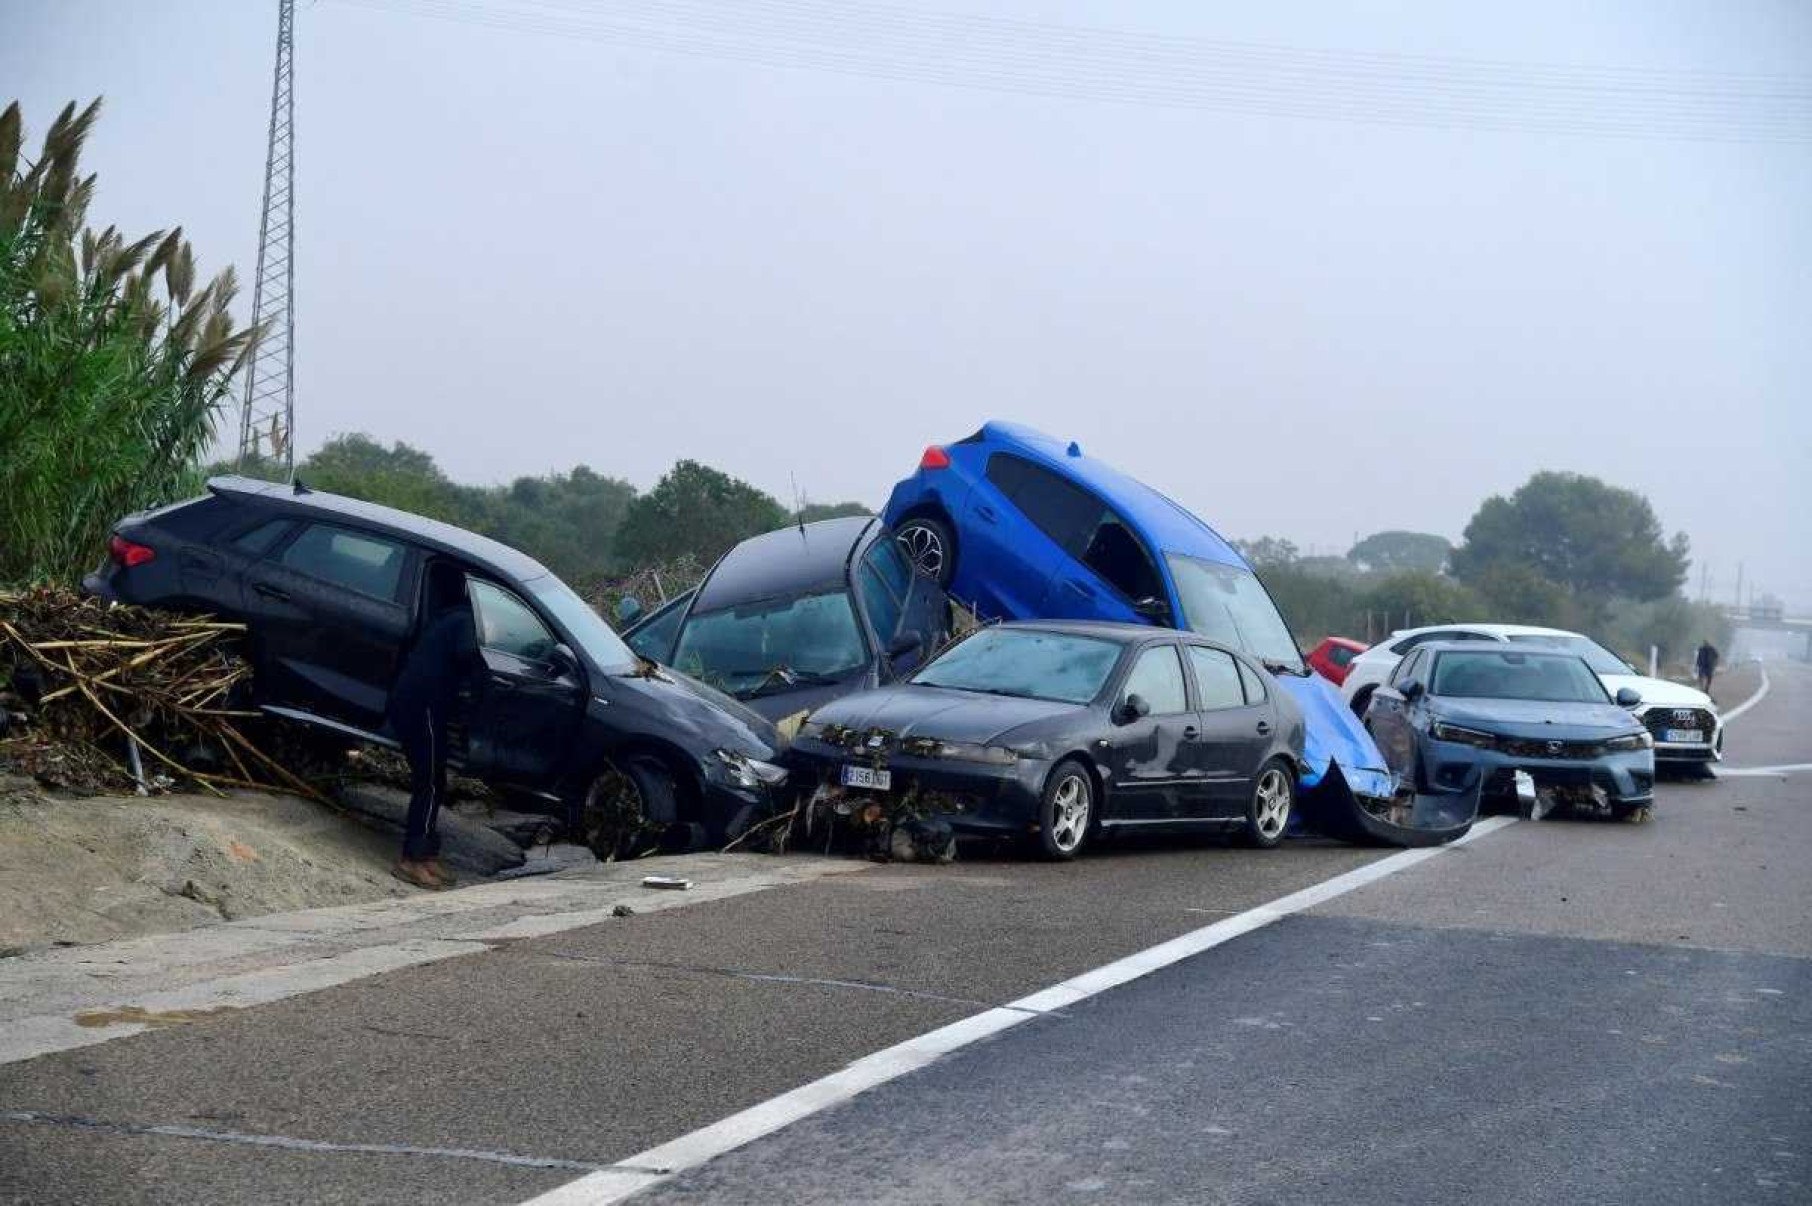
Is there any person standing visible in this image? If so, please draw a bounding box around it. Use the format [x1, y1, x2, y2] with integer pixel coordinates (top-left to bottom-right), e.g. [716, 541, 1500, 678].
[1694, 638, 1721, 695]
[387, 571, 482, 889]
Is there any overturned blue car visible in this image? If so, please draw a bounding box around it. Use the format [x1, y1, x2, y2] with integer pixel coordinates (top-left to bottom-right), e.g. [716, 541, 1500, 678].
[882, 420, 1469, 846]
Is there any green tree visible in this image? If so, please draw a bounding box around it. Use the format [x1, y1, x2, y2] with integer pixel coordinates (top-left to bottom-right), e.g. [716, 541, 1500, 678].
[298, 434, 466, 521]
[1347, 530, 1452, 574]
[1361, 572, 1484, 631]
[615, 460, 787, 568]
[0, 100, 257, 583]
[1231, 536, 1299, 568]
[1470, 563, 1580, 629]
[1451, 472, 1688, 602]
[798, 501, 872, 522]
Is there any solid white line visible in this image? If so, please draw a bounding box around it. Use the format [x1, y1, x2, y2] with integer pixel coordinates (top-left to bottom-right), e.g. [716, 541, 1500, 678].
[518, 815, 1519, 1206]
[1721, 666, 1771, 724]
[1713, 764, 1812, 778]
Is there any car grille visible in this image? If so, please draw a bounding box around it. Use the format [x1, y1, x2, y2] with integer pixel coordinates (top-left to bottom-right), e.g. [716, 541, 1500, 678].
[1497, 738, 1603, 760]
[1643, 708, 1715, 739]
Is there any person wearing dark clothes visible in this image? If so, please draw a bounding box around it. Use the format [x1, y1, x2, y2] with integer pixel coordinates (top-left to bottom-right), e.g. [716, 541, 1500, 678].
[1694, 639, 1721, 695]
[387, 575, 482, 889]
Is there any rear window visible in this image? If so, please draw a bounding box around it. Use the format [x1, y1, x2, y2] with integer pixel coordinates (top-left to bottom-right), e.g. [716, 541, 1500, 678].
[232, 519, 295, 556]
[279, 525, 407, 602]
[1328, 645, 1357, 667]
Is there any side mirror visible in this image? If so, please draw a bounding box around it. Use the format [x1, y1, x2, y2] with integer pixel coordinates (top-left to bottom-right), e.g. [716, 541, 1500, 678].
[615, 596, 644, 626]
[547, 643, 580, 679]
[1115, 693, 1152, 724]
[1398, 679, 1424, 701]
[1614, 686, 1641, 708]
[887, 631, 926, 661]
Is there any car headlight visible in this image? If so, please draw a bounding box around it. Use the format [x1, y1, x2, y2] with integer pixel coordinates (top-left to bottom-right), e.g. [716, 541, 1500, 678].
[932, 741, 1020, 766]
[1603, 732, 1654, 752]
[711, 749, 789, 788]
[1431, 722, 1496, 748]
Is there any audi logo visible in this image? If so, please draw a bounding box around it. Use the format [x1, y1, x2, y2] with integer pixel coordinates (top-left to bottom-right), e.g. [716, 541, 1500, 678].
[1671, 709, 1698, 723]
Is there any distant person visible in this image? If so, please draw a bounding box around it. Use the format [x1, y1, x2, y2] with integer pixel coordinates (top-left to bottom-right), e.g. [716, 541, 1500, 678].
[1694, 639, 1721, 695]
[386, 568, 482, 890]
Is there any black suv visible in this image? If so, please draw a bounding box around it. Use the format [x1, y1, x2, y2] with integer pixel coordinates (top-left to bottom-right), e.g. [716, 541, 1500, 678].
[85, 477, 788, 844]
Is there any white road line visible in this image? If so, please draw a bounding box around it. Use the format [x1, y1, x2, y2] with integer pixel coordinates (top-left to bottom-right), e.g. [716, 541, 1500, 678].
[1721, 667, 1771, 724]
[1713, 764, 1812, 778]
[519, 815, 1520, 1206]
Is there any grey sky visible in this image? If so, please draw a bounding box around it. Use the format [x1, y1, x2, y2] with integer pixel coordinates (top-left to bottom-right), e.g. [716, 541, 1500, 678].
[7, 1, 1810, 607]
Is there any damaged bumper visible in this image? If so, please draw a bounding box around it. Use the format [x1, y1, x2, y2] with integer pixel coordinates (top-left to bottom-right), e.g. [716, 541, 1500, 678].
[785, 741, 1048, 837]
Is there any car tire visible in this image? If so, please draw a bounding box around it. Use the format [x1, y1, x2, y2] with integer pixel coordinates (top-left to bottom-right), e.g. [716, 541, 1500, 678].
[1614, 802, 1653, 824]
[581, 755, 679, 860]
[1035, 758, 1094, 861]
[1242, 758, 1295, 848]
[896, 515, 956, 587]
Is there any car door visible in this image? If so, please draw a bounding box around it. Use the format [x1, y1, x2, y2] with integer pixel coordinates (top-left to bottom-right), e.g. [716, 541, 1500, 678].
[856, 534, 949, 678]
[961, 453, 1097, 621]
[1043, 506, 1165, 626]
[1184, 645, 1273, 817]
[461, 578, 586, 786]
[1367, 648, 1427, 781]
[241, 522, 417, 730]
[1100, 642, 1196, 821]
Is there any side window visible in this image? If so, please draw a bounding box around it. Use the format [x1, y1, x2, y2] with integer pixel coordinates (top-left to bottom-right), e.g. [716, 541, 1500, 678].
[857, 558, 904, 640]
[1391, 630, 1459, 655]
[468, 579, 557, 662]
[1122, 644, 1189, 715]
[278, 525, 406, 601]
[1392, 649, 1426, 686]
[232, 518, 295, 556]
[1236, 658, 1269, 705]
[1328, 646, 1357, 668]
[626, 596, 688, 662]
[990, 454, 1100, 553]
[1187, 646, 1246, 710]
[866, 537, 915, 601]
[1079, 513, 1164, 603]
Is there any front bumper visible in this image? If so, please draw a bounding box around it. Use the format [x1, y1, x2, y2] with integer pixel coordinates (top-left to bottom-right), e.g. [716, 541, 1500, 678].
[1635, 707, 1724, 764]
[1420, 737, 1655, 806]
[785, 740, 1049, 837]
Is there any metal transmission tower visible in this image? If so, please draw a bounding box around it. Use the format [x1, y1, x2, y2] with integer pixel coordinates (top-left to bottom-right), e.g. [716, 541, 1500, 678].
[237, 0, 297, 479]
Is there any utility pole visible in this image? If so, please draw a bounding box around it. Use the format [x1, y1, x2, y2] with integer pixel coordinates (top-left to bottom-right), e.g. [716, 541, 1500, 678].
[1735, 562, 1744, 613]
[237, 0, 297, 480]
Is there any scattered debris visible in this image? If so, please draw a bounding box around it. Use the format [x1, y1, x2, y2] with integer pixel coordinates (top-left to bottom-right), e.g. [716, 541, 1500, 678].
[641, 875, 691, 890]
[611, 903, 636, 917]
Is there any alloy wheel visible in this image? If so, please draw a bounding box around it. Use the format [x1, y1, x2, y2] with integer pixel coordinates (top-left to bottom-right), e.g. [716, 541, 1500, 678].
[1048, 772, 1091, 854]
[897, 523, 945, 581]
[1254, 767, 1292, 841]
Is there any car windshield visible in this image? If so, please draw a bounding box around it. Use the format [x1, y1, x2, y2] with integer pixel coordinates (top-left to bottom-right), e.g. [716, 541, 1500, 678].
[528, 576, 637, 673]
[1166, 555, 1304, 670]
[671, 590, 868, 696]
[1505, 633, 1630, 675]
[913, 627, 1121, 704]
[1430, 650, 1611, 703]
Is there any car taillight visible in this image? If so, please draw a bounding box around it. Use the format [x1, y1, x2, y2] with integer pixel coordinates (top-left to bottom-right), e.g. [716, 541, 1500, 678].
[919, 446, 951, 470]
[109, 534, 156, 568]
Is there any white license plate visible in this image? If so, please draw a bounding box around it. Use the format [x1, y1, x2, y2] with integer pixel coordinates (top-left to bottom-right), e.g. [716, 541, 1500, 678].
[841, 764, 892, 791]
[1663, 729, 1705, 744]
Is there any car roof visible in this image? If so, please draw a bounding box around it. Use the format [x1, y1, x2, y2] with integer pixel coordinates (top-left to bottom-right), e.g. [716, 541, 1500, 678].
[208, 475, 553, 584]
[1419, 641, 1583, 658]
[979, 421, 1246, 569]
[1384, 622, 1576, 641]
[691, 516, 878, 613]
[990, 618, 1247, 657]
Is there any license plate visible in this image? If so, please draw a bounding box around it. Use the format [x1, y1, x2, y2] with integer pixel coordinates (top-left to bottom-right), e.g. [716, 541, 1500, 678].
[841, 764, 891, 791]
[1663, 729, 1704, 744]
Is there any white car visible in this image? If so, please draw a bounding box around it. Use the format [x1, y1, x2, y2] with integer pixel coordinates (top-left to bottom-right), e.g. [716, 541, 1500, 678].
[1340, 623, 1722, 773]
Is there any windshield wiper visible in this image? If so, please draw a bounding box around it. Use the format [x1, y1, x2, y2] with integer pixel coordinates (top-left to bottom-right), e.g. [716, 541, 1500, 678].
[1263, 658, 1309, 677]
[737, 666, 849, 697]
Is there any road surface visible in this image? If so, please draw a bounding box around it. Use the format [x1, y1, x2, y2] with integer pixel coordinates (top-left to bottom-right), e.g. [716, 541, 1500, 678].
[2, 662, 1806, 1205]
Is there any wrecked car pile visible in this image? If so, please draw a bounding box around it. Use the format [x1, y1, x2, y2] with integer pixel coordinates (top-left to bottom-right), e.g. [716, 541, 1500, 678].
[0, 586, 309, 796]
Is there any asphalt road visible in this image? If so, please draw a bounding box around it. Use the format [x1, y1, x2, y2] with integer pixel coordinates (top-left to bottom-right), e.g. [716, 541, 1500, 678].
[1, 662, 1806, 1205]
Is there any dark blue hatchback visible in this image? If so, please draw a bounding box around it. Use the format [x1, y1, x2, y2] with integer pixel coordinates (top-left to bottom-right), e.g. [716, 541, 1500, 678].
[881, 421, 1443, 843]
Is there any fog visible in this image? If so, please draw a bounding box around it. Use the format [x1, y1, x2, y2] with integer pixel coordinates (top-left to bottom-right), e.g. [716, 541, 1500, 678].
[6, 0, 1809, 605]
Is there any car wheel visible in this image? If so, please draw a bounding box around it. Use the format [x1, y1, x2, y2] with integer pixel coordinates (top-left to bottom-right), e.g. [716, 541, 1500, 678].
[896, 516, 955, 587]
[1036, 758, 1094, 860]
[1242, 758, 1295, 848]
[581, 756, 678, 860]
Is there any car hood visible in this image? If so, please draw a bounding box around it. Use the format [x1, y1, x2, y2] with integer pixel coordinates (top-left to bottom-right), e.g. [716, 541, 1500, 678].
[804, 684, 1076, 746]
[1431, 698, 1644, 739]
[1597, 674, 1715, 711]
[736, 680, 865, 725]
[1277, 673, 1392, 797]
[605, 665, 783, 757]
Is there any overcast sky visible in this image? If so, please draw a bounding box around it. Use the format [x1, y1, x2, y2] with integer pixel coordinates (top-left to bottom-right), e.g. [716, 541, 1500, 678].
[7, 1, 1810, 607]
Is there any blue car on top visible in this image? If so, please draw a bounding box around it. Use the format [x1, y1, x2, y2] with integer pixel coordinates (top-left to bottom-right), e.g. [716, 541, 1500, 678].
[883, 421, 1444, 845]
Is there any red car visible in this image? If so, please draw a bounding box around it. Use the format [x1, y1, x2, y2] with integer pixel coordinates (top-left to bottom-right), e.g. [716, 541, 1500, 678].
[1306, 637, 1368, 686]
